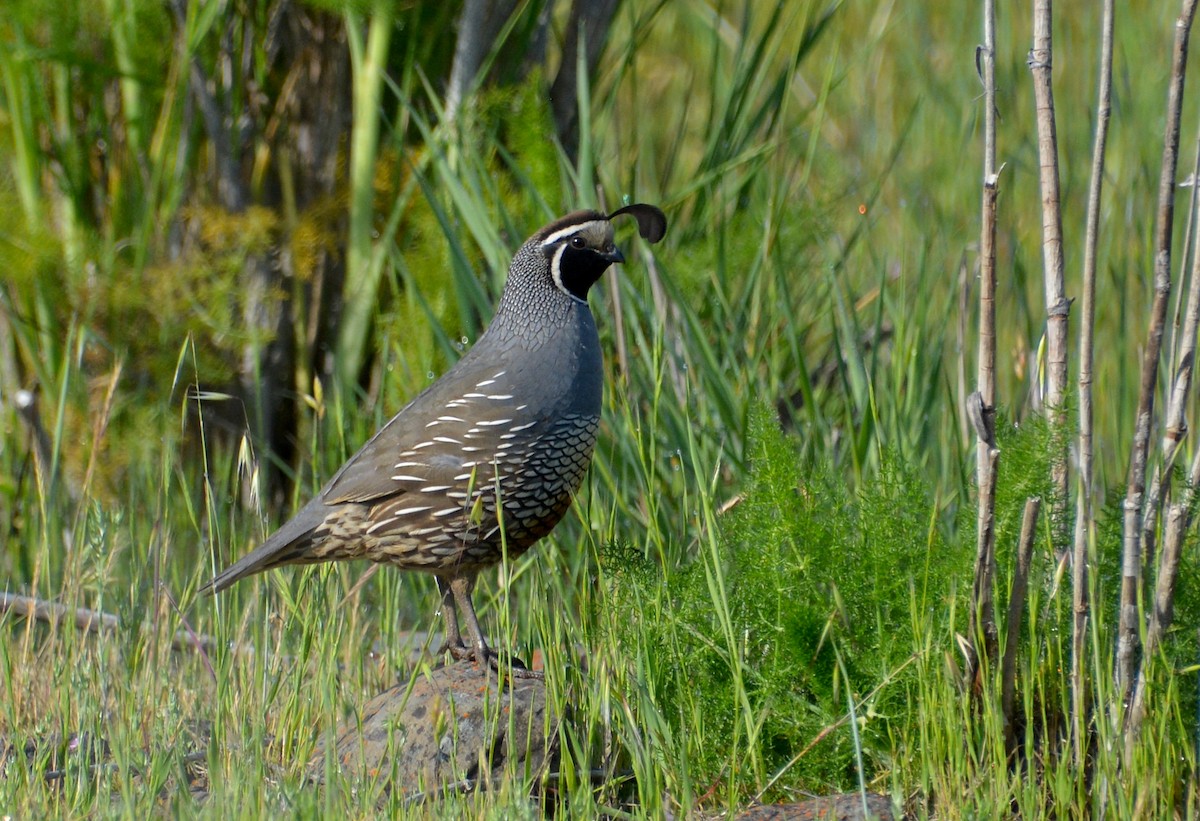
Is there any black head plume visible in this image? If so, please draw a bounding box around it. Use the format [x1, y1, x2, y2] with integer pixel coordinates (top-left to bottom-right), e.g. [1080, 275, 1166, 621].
[607, 204, 667, 244]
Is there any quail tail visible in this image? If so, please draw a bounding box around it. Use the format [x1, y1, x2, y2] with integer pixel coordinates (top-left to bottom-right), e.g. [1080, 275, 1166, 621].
[199, 498, 328, 594]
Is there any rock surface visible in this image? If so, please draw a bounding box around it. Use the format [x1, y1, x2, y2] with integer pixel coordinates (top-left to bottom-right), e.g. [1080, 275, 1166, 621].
[736, 793, 898, 820]
[310, 660, 555, 804]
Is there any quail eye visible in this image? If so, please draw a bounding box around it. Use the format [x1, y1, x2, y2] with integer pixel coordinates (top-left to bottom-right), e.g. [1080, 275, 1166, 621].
[570, 236, 586, 249]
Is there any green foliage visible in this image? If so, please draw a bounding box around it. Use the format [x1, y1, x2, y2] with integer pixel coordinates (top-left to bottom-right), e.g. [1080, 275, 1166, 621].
[600, 404, 963, 799]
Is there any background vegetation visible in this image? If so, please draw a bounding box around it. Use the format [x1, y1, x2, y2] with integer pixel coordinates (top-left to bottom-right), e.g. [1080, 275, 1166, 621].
[2, 0, 1199, 816]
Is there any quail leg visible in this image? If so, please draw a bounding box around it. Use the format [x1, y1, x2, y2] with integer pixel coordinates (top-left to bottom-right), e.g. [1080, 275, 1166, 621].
[438, 575, 543, 680]
[435, 575, 467, 654]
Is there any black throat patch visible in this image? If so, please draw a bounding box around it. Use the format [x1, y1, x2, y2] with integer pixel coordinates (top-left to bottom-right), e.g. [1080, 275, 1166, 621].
[553, 245, 613, 302]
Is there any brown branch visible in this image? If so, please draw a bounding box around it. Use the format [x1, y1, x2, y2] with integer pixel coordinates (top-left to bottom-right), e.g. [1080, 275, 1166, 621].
[1117, 0, 1199, 702]
[0, 592, 437, 669]
[1072, 0, 1114, 765]
[0, 593, 229, 657]
[967, 0, 1001, 696]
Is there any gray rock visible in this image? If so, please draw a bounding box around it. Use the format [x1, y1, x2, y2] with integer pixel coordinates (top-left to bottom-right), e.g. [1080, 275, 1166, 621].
[311, 660, 556, 806]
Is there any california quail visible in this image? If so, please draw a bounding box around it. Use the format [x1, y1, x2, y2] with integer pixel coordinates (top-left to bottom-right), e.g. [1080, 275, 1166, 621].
[201, 204, 667, 673]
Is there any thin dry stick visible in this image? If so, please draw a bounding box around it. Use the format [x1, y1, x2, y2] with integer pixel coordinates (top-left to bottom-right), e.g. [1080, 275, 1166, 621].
[1148, 504, 1187, 663]
[0, 593, 229, 656]
[1138, 148, 1200, 590]
[968, 419, 1000, 689]
[1141, 123, 1200, 572]
[1163, 115, 1200, 398]
[957, 254, 971, 446]
[1072, 0, 1114, 765]
[1002, 497, 1042, 752]
[966, 0, 1001, 694]
[1165, 135, 1200, 409]
[1127, 435, 1200, 745]
[1129, 232, 1200, 760]
[0, 591, 434, 667]
[1117, 0, 1199, 701]
[1029, 0, 1070, 548]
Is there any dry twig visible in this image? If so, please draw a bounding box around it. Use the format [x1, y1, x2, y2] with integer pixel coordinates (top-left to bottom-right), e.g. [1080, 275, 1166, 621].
[0, 592, 230, 656]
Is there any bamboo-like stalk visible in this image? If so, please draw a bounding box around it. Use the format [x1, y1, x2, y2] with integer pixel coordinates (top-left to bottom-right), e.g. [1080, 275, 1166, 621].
[444, 0, 519, 125]
[1002, 497, 1041, 752]
[1162, 133, 1200, 439]
[1147, 501, 1186, 666]
[1142, 126, 1200, 569]
[1117, 0, 1198, 700]
[966, 0, 1001, 692]
[1029, 0, 1070, 546]
[1126, 115, 1200, 755]
[1125, 483, 1190, 753]
[1138, 132, 1200, 586]
[1072, 0, 1114, 765]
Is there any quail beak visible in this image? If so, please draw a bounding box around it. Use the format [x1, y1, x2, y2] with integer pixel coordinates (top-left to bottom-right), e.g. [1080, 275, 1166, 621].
[601, 244, 625, 265]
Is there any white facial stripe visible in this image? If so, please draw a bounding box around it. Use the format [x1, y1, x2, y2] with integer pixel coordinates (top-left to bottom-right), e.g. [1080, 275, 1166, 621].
[549, 243, 586, 303]
[540, 220, 609, 249]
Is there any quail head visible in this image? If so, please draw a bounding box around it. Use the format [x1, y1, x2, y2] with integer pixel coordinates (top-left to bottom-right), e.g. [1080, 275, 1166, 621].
[201, 203, 667, 674]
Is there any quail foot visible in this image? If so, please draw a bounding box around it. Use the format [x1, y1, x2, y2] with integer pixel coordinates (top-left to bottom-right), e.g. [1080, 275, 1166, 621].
[202, 204, 667, 676]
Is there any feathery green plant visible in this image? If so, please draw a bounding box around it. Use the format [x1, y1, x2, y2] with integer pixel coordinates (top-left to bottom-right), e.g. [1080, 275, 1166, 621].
[595, 404, 961, 803]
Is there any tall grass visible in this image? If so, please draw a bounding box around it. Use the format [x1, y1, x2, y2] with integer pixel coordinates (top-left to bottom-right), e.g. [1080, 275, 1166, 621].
[2, 0, 1200, 817]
